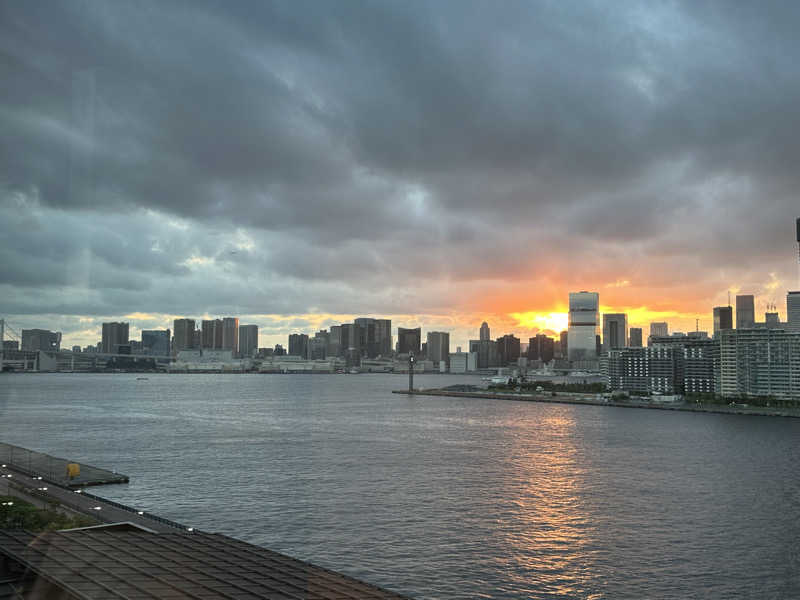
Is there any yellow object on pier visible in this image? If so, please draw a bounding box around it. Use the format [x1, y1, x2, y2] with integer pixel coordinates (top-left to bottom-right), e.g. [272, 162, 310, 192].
[66, 463, 80, 479]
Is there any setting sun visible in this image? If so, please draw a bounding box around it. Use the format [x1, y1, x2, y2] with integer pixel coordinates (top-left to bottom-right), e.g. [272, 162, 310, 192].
[510, 311, 569, 334]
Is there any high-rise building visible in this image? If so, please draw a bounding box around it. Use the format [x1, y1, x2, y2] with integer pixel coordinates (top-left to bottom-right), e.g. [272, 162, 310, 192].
[288, 333, 309, 358]
[354, 318, 377, 357]
[787, 291, 800, 333]
[764, 312, 781, 329]
[172, 318, 195, 353]
[221, 318, 239, 353]
[735, 295, 755, 329]
[496, 334, 521, 365]
[713, 306, 733, 336]
[426, 331, 450, 365]
[308, 331, 329, 359]
[21, 329, 61, 352]
[328, 325, 343, 357]
[397, 327, 421, 355]
[202, 319, 223, 349]
[559, 330, 568, 358]
[629, 327, 643, 347]
[603, 337, 716, 396]
[141, 330, 170, 356]
[602, 346, 677, 395]
[341, 323, 363, 356]
[101, 322, 129, 354]
[567, 292, 599, 361]
[354, 318, 391, 357]
[528, 334, 555, 363]
[469, 339, 499, 368]
[602, 313, 628, 352]
[238, 325, 258, 358]
[375, 319, 392, 356]
[479, 322, 490, 341]
[719, 328, 800, 399]
[649, 322, 668, 339]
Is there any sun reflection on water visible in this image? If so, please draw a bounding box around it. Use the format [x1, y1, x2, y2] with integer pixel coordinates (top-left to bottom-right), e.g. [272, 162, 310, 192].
[496, 408, 602, 599]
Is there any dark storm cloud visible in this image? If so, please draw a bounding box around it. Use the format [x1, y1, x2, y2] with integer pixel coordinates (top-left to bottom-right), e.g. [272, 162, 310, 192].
[2, 0, 800, 335]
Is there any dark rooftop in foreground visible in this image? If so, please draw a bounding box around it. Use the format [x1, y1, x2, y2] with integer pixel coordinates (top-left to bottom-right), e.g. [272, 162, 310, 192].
[0, 528, 410, 599]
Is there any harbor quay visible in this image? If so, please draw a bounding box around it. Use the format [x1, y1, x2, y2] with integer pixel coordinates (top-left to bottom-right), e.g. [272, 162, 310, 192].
[392, 388, 800, 419]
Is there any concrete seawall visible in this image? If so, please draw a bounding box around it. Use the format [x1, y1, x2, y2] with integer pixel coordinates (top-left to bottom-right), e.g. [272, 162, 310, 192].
[392, 389, 800, 418]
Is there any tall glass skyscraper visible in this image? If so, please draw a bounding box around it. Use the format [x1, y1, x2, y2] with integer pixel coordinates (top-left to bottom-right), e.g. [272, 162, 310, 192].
[567, 292, 599, 361]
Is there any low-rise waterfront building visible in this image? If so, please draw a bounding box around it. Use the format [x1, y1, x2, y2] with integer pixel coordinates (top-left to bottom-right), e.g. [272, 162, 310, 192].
[449, 351, 478, 373]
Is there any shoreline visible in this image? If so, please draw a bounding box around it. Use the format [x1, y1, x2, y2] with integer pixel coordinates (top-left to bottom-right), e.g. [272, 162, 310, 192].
[392, 389, 800, 418]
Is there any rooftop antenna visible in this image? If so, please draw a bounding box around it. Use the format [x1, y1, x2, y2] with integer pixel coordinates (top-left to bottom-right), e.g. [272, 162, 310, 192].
[727, 291, 731, 307]
[696, 318, 699, 332]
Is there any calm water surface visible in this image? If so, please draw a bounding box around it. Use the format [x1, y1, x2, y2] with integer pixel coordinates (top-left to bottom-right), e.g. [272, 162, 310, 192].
[1, 373, 799, 599]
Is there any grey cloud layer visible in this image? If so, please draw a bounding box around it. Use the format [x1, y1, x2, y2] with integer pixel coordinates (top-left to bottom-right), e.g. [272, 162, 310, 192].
[2, 0, 800, 325]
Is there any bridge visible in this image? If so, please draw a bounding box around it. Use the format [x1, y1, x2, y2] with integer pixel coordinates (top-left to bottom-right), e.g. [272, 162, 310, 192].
[0, 318, 172, 373]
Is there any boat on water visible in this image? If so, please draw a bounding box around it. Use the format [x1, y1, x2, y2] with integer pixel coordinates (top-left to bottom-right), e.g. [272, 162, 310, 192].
[136, 377, 149, 380]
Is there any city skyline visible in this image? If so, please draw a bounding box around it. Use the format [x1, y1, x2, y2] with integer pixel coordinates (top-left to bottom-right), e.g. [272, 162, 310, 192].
[3, 3, 800, 352]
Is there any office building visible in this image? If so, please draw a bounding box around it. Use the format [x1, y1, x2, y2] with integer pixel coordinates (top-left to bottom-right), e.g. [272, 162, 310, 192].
[713, 306, 733, 336]
[479, 322, 490, 341]
[375, 319, 392, 356]
[736, 295, 755, 329]
[308, 332, 328, 360]
[288, 333, 309, 358]
[354, 318, 377, 357]
[449, 351, 477, 373]
[397, 327, 421, 355]
[20, 329, 62, 352]
[496, 334, 521, 365]
[141, 330, 170, 356]
[3, 340, 19, 351]
[101, 322, 129, 354]
[328, 325, 343, 357]
[469, 339, 499, 369]
[719, 328, 800, 399]
[629, 327, 643, 348]
[559, 330, 568, 358]
[238, 325, 258, 358]
[202, 319, 223, 349]
[602, 313, 628, 352]
[649, 322, 668, 339]
[787, 292, 800, 332]
[528, 334, 555, 363]
[221, 318, 239, 353]
[341, 323, 363, 357]
[172, 319, 195, 353]
[426, 331, 450, 365]
[567, 292, 599, 361]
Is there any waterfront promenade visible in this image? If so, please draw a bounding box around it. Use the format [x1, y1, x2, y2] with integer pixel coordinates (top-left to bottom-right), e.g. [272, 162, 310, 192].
[393, 388, 800, 418]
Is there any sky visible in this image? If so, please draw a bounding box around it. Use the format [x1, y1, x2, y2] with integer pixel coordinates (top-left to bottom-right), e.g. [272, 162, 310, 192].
[2, 1, 800, 351]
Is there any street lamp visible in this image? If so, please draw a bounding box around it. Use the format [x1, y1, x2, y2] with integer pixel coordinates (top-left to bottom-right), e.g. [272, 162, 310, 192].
[408, 352, 415, 393]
